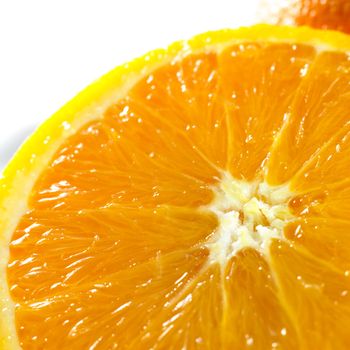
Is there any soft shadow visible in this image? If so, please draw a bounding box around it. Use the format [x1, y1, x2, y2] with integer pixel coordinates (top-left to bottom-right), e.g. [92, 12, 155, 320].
[0, 125, 38, 171]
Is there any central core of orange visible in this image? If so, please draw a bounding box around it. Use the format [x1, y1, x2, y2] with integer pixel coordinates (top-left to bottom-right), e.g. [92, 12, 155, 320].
[204, 172, 293, 264]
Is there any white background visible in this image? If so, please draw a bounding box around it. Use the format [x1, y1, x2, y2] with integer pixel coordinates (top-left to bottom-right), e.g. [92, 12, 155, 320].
[0, 0, 263, 169]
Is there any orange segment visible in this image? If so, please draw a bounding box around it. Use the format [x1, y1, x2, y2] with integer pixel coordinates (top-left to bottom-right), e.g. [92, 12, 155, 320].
[8, 207, 216, 299]
[2, 25, 350, 349]
[285, 218, 350, 272]
[289, 184, 350, 220]
[220, 43, 315, 180]
[222, 248, 298, 349]
[31, 119, 214, 210]
[270, 240, 350, 350]
[267, 51, 350, 185]
[12, 248, 209, 349]
[290, 124, 350, 191]
[129, 52, 228, 171]
[132, 264, 223, 349]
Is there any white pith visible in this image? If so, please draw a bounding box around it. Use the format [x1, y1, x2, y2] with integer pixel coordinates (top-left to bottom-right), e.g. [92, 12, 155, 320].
[204, 171, 293, 265]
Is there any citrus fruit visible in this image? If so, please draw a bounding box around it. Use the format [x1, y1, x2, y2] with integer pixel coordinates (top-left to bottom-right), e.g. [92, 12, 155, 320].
[260, 0, 350, 33]
[1, 24, 350, 349]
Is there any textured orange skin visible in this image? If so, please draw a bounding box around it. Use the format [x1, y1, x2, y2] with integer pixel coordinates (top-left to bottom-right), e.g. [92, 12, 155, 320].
[265, 0, 350, 34]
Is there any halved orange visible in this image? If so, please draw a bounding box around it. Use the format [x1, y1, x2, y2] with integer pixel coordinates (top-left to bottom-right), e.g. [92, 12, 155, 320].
[1, 25, 350, 349]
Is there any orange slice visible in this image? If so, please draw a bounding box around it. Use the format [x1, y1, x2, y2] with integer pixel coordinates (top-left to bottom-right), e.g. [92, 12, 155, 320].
[2, 25, 350, 349]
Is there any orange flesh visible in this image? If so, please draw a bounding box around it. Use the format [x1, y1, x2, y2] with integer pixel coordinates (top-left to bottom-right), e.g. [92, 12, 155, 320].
[7, 42, 350, 349]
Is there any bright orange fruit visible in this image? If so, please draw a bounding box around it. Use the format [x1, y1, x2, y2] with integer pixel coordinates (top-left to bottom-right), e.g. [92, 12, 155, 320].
[1, 25, 350, 349]
[260, 0, 350, 33]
